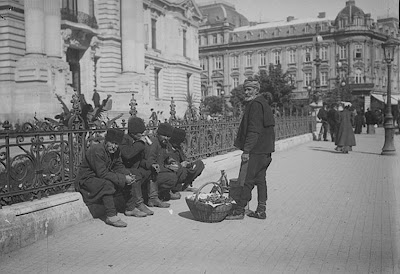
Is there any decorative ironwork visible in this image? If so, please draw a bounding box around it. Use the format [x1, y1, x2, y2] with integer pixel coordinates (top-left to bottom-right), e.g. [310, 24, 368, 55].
[129, 93, 138, 117]
[60, 8, 98, 29]
[0, 113, 315, 207]
[169, 97, 177, 124]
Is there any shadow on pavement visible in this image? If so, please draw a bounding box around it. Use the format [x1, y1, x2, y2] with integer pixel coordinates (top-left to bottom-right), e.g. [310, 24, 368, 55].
[309, 147, 341, 154]
[178, 211, 197, 221]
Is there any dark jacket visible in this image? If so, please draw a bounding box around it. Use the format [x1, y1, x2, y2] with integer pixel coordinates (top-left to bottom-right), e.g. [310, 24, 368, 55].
[317, 107, 328, 121]
[327, 108, 339, 126]
[120, 134, 146, 169]
[234, 95, 275, 154]
[143, 136, 174, 173]
[76, 142, 130, 203]
[335, 109, 356, 147]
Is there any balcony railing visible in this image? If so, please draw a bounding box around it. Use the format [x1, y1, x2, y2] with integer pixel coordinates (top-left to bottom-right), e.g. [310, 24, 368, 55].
[60, 8, 98, 29]
[0, 115, 315, 207]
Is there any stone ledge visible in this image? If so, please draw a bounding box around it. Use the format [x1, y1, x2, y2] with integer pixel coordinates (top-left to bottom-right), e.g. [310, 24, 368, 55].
[0, 192, 92, 255]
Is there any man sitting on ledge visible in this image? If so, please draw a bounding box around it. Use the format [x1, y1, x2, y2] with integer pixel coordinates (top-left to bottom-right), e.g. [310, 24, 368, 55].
[75, 128, 135, 228]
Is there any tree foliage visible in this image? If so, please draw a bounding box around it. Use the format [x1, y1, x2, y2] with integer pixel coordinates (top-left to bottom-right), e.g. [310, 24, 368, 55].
[203, 96, 223, 115]
[229, 85, 245, 116]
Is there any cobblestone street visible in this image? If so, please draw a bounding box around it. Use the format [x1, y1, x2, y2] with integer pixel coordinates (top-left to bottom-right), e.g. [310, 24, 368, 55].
[0, 128, 399, 274]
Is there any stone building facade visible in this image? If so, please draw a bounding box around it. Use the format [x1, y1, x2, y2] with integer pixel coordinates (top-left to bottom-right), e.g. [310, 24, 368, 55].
[198, 0, 400, 111]
[0, 0, 202, 124]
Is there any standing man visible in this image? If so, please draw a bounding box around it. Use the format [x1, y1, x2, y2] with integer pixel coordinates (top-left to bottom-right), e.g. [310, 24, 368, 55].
[226, 76, 275, 220]
[317, 102, 329, 141]
[75, 128, 135, 228]
[327, 103, 340, 142]
[120, 117, 154, 217]
[92, 88, 101, 108]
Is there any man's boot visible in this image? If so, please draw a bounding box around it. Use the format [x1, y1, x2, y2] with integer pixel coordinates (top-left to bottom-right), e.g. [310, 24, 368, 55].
[137, 203, 154, 215]
[225, 204, 245, 220]
[247, 204, 266, 220]
[169, 190, 181, 200]
[105, 215, 127, 227]
[147, 180, 170, 208]
[125, 208, 147, 217]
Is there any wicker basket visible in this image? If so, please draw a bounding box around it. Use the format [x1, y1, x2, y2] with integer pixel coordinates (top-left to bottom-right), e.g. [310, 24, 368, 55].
[185, 182, 233, 223]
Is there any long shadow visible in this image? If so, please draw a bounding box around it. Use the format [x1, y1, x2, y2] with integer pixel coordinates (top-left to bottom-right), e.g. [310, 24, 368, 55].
[178, 210, 197, 221]
[310, 146, 381, 156]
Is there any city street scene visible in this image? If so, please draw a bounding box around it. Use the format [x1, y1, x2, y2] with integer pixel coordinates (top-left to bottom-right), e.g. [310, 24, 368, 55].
[0, 0, 399, 273]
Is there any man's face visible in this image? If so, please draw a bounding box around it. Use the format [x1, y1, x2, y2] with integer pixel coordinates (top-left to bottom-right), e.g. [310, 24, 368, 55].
[105, 141, 119, 154]
[130, 132, 143, 141]
[158, 134, 170, 146]
[244, 86, 259, 101]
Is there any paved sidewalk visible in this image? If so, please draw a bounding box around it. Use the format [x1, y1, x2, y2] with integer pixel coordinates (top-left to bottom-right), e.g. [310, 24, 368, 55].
[0, 128, 399, 274]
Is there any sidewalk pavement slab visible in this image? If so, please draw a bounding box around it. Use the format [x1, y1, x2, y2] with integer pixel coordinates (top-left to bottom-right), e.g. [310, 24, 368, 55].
[0, 128, 399, 274]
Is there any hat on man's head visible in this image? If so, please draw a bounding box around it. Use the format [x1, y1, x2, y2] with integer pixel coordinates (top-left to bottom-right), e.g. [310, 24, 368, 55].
[157, 123, 174, 137]
[243, 76, 260, 90]
[170, 127, 186, 145]
[105, 128, 124, 145]
[128, 117, 146, 134]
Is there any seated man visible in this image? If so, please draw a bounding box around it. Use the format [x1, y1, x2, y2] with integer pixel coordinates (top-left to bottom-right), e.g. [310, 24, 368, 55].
[75, 128, 135, 228]
[169, 127, 205, 191]
[143, 123, 180, 203]
[120, 117, 154, 217]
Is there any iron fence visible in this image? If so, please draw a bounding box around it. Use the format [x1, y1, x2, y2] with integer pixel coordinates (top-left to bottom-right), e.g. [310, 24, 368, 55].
[0, 115, 315, 208]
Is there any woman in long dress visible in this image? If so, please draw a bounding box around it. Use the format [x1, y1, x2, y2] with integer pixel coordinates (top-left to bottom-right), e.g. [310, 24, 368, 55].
[335, 104, 356, 153]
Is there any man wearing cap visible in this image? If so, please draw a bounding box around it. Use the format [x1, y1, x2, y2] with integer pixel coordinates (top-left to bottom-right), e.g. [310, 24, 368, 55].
[169, 127, 205, 191]
[120, 117, 154, 217]
[143, 122, 180, 204]
[226, 76, 275, 220]
[76, 128, 135, 227]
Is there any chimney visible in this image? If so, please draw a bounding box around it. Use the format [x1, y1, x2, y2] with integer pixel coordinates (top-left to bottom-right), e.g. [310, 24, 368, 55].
[318, 12, 326, 18]
[287, 16, 295, 22]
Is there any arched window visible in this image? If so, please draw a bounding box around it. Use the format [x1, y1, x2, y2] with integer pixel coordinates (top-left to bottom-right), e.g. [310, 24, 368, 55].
[355, 68, 362, 84]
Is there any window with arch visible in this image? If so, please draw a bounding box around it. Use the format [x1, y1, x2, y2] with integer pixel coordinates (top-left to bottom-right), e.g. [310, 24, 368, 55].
[246, 54, 252, 67]
[321, 72, 328, 86]
[233, 77, 239, 88]
[305, 48, 312, 62]
[216, 83, 222, 96]
[355, 68, 362, 83]
[273, 51, 281, 65]
[339, 45, 347, 59]
[305, 72, 312, 86]
[321, 47, 328, 60]
[214, 56, 222, 70]
[232, 55, 239, 68]
[355, 44, 363, 58]
[304, 24, 310, 33]
[201, 84, 208, 98]
[259, 52, 267, 66]
[288, 49, 296, 63]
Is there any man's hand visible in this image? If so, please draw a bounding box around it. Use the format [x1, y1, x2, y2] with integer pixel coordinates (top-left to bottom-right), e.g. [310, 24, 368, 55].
[241, 153, 250, 162]
[181, 160, 190, 168]
[125, 174, 136, 185]
[151, 164, 160, 173]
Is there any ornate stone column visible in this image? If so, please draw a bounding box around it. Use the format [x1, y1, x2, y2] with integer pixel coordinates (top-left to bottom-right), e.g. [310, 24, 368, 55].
[44, 0, 61, 58]
[24, 0, 45, 56]
[120, 0, 136, 73]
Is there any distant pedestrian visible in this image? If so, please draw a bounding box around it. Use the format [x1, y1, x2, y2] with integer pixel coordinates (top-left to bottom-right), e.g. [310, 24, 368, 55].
[365, 108, 376, 134]
[335, 104, 356, 153]
[327, 104, 339, 142]
[354, 111, 365, 134]
[317, 102, 329, 141]
[92, 88, 101, 108]
[225, 76, 275, 220]
[149, 108, 158, 126]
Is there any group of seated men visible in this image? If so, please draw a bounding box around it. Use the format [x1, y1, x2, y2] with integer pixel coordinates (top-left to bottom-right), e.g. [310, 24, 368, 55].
[75, 117, 204, 227]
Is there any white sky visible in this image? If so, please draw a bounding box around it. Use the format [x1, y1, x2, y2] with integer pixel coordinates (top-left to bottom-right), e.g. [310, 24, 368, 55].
[194, 0, 399, 22]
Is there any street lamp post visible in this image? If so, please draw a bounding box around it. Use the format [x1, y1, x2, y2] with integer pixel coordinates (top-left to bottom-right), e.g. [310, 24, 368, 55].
[313, 24, 323, 104]
[381, 37, 399, 155]
[220, 90, 225, 117]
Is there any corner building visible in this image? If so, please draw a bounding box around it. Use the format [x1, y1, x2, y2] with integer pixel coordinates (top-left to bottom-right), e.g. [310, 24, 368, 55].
[198, 0, 400, 111]
[0, 0, 203, 123]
